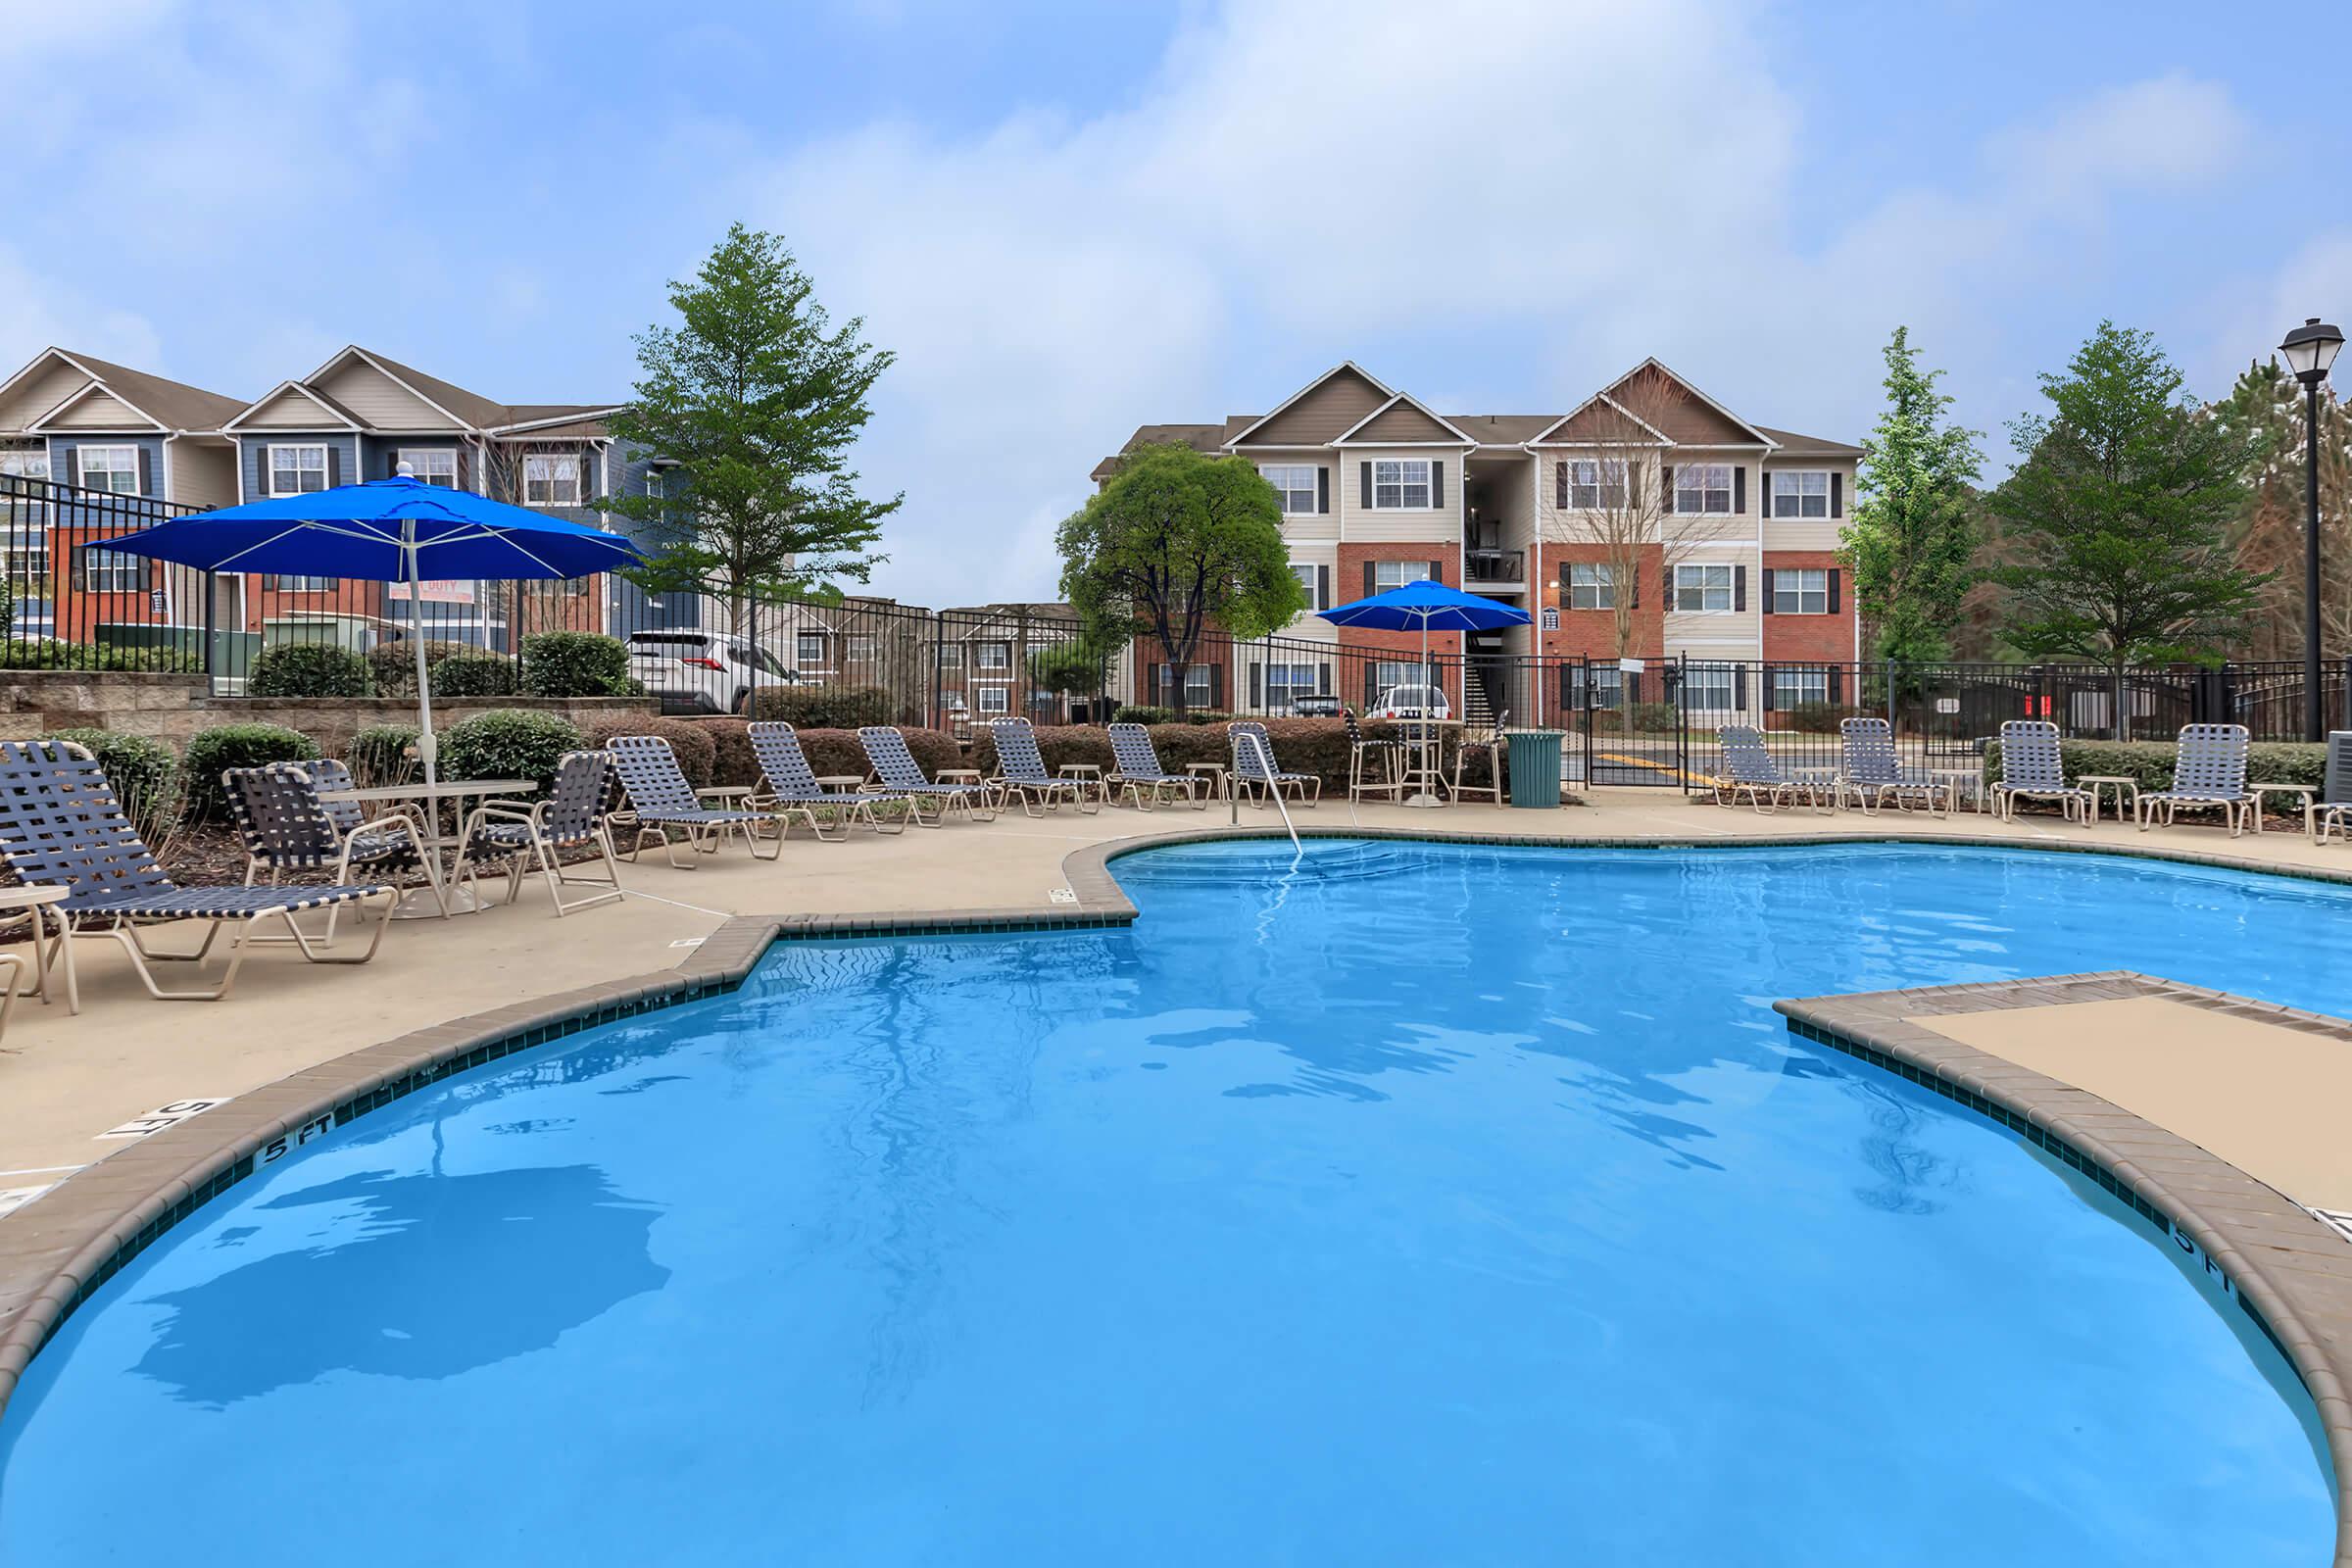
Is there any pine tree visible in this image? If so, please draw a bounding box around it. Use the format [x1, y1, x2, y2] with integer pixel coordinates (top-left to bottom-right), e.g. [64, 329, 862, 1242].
[1840, 327, 1984, 662]
[2215, 359, 2352, 660]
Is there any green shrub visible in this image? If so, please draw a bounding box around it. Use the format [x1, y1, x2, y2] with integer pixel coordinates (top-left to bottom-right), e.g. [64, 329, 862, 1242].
[785, 726, 963, 783]
[521, 631, 635, 697]
[436, 710, 584, 796]
[56, 727, 181, 840]
[1133, 717, 1398, 791]
[1784, 702, 1866, 734]
[348, 724, 420, 789]
[183, 722, 317, 820]
[685, 718, 761, 788]
[1982, 737, 2327, 796]
[577, 714, 718, 788]
[0, 639, 200, 672]
[1625, 702, 1679, 736]
[430, 653, 519, 697]
[368, 638, 474, 697]
[749, 683, 894, 729]
[247, 642, 374, 698]
[1109, 705, 1239, 726]
[967, 723, 1117, 777]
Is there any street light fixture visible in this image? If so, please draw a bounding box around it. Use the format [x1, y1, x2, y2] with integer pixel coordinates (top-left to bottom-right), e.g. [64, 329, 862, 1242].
[2279, 317, 2343, 742]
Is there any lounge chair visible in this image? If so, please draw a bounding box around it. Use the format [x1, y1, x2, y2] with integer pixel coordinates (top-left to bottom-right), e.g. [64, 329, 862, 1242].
[2309, 731, 2352, 844]
[1711, 725, 1826, 813]
[1989, 720, 2091, 824]
[605, 734, 781, 867]
[988, 718, 1098, 817]
[857, 726, 998, 826]
[1835, 716, 1946, 815]
[1342, 709, 1406, 804]
[1227, 720, 1322, 807]
[450, 750, 626, 916]
[1105, 723, 1205, 810]
[747, 721, 905, 839]
[2138, 722, 2252, 836]
[0, 739, 396, 1008]
[224, 760, 446, 941]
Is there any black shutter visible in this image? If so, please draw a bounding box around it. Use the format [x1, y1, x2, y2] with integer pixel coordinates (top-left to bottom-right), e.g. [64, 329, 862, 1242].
[1359, 462, 1372, 509]
[1760, 567, 1776, 615]
[1631, 565, 1640, 610]
[136, 446, 153, 496]
[1828, 569, 1841, 614]
[1317, 466, 1329, 514]
[1661, 465, 1675, 514]
[64, 447, 79, 488]
[1318, 661, 1332, 696]
[1362, 562, 1375, 599]
[1249, 662, 1262, 709]
[1431, 461, 1446, 509]
[1831, 472, 1843, 517]
[1365, 666, 1378, 707]
[1734, 663, 1748, 710]
[1733, 466, 1745, 515]
[1316, 564, 1330, 610]
[1763, 663, 1778, 711]
[1427, 559, 1444, 586]
[326, 445, 341, 487]
[1555, 461, 1567, 509]
[385, 447, 401, 479]
[1626, 671, 1642, 706]
[1559, 562, 1574, 605]
[1829, 667, 1844, 704]
[1733, 564, 1746, 612]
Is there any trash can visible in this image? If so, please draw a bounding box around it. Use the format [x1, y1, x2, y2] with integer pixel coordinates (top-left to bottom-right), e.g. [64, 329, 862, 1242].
[1505, 729, 1565, 808]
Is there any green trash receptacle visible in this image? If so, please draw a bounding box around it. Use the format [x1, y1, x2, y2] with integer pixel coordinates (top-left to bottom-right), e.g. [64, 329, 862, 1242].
[1505, 729, 1565, 808]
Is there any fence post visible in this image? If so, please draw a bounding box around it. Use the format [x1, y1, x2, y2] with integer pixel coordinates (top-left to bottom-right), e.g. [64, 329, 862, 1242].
[1884, 659, 1895, 728]
[201, 568, 217, 689]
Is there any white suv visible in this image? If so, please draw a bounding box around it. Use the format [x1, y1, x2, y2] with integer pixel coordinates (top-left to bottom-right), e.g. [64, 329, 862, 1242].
[626, 630, 796, 715]
[1367, 683, 1451, 720]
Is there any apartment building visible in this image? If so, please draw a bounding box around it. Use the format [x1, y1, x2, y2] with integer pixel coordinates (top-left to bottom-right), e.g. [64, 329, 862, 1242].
[1094, 359, 1861, 720]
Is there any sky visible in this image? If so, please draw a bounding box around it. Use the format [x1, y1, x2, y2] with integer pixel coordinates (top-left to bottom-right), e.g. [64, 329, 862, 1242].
[3, 0, 2348, 607]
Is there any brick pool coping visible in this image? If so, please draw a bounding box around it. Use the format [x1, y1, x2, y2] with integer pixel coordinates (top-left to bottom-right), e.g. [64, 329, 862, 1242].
[4, 822, 2351, 1561]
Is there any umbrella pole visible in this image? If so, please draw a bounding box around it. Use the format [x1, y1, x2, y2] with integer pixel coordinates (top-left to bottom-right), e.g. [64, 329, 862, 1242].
[408, 527, 437, 794]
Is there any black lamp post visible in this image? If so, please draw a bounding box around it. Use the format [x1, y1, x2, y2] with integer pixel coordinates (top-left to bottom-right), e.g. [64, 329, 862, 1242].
[2280, 317, 2344, 741]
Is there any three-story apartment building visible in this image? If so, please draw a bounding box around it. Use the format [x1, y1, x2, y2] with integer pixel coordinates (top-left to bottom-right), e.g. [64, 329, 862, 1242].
[1095, 359, 1861, 722]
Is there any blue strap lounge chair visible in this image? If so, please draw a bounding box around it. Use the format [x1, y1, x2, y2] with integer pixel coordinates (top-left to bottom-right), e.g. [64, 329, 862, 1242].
[0, 739, 396, 1009]
[1105, 723, 1205, 810]
[1711, 725, 1825, 814]
[1835, 717, 1946, 815]
[605, 734, 781, 867]
[223, 760, 445, 941]
[450, 750, 626, 915]
[1990, 720, 2091, 824]
[1227, 721, 1321, 807]
[747, 721, 905, 839]
[2138, 723, 2252, 836]
[2310, 731, 2352, 845]
[988, 718, 1098, 817]
[857, 726, 997, 826]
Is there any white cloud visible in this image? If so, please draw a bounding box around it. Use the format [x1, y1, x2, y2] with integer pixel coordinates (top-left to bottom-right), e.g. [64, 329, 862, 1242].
[0, 247, 162, 379]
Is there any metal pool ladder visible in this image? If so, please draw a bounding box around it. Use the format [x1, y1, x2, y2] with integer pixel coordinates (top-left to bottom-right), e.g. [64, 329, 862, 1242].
[1230, 730, 1302, 853]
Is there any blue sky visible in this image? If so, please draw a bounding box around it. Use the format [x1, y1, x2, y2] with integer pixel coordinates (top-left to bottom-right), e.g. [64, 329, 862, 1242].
[4, 0, 2347, 605]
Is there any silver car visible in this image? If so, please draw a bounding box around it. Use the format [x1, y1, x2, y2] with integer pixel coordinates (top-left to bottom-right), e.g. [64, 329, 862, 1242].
[626, 630, 795, 714]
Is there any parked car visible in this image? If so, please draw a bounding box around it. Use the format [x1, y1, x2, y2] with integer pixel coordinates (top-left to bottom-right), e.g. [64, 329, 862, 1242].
[626, 630, 796, 715]
[1286, 695, 1343, 718]
[1367, 684, 1451, 720]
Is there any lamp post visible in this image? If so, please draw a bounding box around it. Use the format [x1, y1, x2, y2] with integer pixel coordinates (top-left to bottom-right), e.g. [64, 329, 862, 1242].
[2280, 318, 2344, 741]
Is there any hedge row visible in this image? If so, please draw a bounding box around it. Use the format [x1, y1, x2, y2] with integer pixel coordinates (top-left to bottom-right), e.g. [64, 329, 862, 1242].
[1981, 737, 2328, 793]
[966, 718, 1465, 791]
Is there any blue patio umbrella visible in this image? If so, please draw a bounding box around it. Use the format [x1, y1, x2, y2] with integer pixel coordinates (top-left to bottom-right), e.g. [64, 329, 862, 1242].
[104, 471, 645, 788]
[1319, 577, 1532, 689]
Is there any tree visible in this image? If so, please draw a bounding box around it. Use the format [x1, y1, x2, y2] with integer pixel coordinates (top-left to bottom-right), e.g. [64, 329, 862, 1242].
[2215, 358, 2352, 661]
[1548, 367, 1701, 660]
[1989, 322, 2270, 708]
[598, 223, 900, 625]
[1029, 636, 1108, 696]
[1055, 443, 1307, 713]
[1841, 327, 1984, 662]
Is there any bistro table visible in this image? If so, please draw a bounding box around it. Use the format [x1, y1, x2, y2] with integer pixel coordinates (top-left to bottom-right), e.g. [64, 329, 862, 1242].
[2079, 773, 2139, 827]
[317, 777, 536, 917]
[1056, 762, 1107, 807]
[1184, 761, 1230, 803]
[1394, 716, 1460, 808]
[0, 884, 73, 1015]
[2246, 781, 2315, 836]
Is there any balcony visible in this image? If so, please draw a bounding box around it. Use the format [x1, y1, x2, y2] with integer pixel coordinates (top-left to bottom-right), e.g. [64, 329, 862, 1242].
[1465, 547, 1525, 588]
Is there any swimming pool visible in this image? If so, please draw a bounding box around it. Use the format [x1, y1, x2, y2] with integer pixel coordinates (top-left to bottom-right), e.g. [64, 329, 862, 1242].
[0, 841, 2341, 1564]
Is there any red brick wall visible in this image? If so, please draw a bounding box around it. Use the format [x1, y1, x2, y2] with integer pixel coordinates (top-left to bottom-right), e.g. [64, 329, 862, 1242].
[1336, 543, 1462, 711]
[1535, 542, 1664, 662]
[1759, 551, 1856, 662]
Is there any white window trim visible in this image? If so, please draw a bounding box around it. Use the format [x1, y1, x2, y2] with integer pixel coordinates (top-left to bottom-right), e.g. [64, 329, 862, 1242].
[1370, 458, 1433, 511]
[1371, 560, 1435, 592]
[1258, 464, 1317, 515]
[1566, 562, 1616, 612]
[398, 448, 460, 488]
[1769, 469, 1832, 520]
[1684, 669, 1738, 710]
[1773, 669, 1830, 705]
[1673, 563, 1735, 613]
[267, 443, 330, 498]
[523, 452, 583, 507]
[1566, 459, 1628, 511]
[78, 444, 141, 495]
[1672, 463, 1735, 516]
[975, 641, 1011, 670]
[1772, 566, 1831, 615]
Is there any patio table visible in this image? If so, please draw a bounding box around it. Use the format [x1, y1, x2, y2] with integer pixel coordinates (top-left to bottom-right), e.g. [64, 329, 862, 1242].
[318, 777, 535, 917]
[0, 884, 72, 1014]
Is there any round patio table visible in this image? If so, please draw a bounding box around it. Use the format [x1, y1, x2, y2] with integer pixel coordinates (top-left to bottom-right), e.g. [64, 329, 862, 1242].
[316, 778, 535, 917]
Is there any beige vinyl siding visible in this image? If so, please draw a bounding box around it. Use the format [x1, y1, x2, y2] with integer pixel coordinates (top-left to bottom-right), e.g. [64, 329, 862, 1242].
[1282, 540, 1339, 632]
[0, 360, 90, 432]
[1759, 461, 1856, 551]
[1535, 450, 1668, 546]
[1349, 401, 1458, 443]
[167, 441, 237, 509]
[49, 388, 149, 429]
[314, 360, 464, 429]
[1259, 450, 1339, 543]
[1339, 446, 1463, 547]
[1237, 368, 1386, 447]
[238, 389, 345, 429]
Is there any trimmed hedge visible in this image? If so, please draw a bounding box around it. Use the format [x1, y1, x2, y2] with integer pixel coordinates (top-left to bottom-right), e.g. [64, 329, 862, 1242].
[967, 723, 1118, 777]
[1983, 737, 2328, 794]
[749, 683, 894, 729]
[437, 710, 585, 796]
[684, 717, 761, 788]
[183, 722, 317, 820]
[0, 639, 201, 672]
[521, 631, 635, 697]
[247, 642, 373, 698]
[1110, 706, 1239, 726]
[368, 638, 474, 697]
[57, 727, 180, 837]
[577, 714, 719, 789]
[430, 653, 520, 698]
[348, 724, 420, 788]
[1785, 702, 1867, 735]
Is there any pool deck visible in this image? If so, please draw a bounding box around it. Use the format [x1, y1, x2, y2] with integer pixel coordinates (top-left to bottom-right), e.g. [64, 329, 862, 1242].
[7, 788, 2352, 1558]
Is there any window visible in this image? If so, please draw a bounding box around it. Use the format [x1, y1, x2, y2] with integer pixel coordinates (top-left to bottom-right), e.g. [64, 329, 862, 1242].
[79, 445, 141, 495]
[1685, 666, 1736, 711]
[976, 640, 1010, 670]
[1567, 459, 1628, 510]
[1, 541, 48, 596]
[267, 574, 338, 593]
[1568, 664, 1624, 710]
[1156, 664, 1212, 705]
[1292, 562, 1321, 610]
[79, 547, 144, 593]
[1372, 560, 1433, 591]
[0, 447, 48, 483]
[1770, 470, 1830, 518]
[1371, 459, 1431, 510]
[1265, 662, 1319, 710]
[937, 642, 963, 670]
[1373, 661, 1427, 702]
[1566, 563, 1615, 611]
[523, 454, 581, 506]
[796, 632, 827, 667]
[1772, 567, 1829, 614]
[1259, 465, 1318, 514]
[1674, 564, 1734, 612]
[400, 449, 459, 488]
[1673, 463, 1733, 514]
[977, 685, 1009, 714]
[1, 448, 47, 534]
[847, 634, 876, 662]
[266, 444, 328, 497]
[1773, 667, 1829, 708]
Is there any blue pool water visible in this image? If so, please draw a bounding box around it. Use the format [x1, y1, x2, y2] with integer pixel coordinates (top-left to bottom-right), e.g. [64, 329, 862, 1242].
[0, 842, 2342, 1564]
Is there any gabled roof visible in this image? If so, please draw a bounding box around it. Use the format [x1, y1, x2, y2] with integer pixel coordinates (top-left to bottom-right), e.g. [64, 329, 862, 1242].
[1222, 362, 1394, 448]
[26, 380, 166, 432]
[220, 379, 366, 432]
[1754, 424, 1864, 459]
[1090, 423, 1228, 482]
[1332, 392, 1478, 447]
[312, 346, 508, 429]
[1603, 358, 1773, 446]
[1448, 414, 1556, 446]
[0, 346, 245, 433]
[1526, 391, 1674, 449]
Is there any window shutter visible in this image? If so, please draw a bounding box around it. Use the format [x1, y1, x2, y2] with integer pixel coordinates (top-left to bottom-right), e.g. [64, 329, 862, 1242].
[1359, 462, 1372, 509]
[1829, 667, 1844, 704]
[1631, 565, 1640, 610]
[1249, 662, 1262, 709]
[1318, 661, 1332, 696]
[326, 445, 341, 487]
[1626, 671, 1642, 706]
[1734, 663, 1747, 710]
[1555, 461, 1567, 509]
[1760, 567, 1776, 615]
[64, 447, 79, 488]
[1828, 569, 1841, 614]
[1558, 562, 1573, 601]
[457, 446, 471, 489]
[1763, 664, 1778, 711]
[1831, 472, 1843, 518]
[1733, 564, 1746, 612]
[136, 446, 153, 496]
[1427, 559, 1443, 585]
[1316, 564, 1330, 611]
[1365, 666, 1378, 707]
[385, 447, 401, 479]
[1733, 466, 1745, 515]
[1210, 664, 1225, 708]
[1661, 465, 1675, 512]
[1431, 461, 1446, 509]
[1317, 466, 1329, 514]
[1363, 561, 1375, 599]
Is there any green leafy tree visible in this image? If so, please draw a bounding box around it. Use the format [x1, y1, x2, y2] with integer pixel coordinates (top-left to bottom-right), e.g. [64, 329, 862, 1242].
[1990, 322, 2270, 707]
[1841, 327, 1984, 662]
[1029, 636, 1109, 696]
[1055, 444, 1307, 714]
[598, 223, 901, 623]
